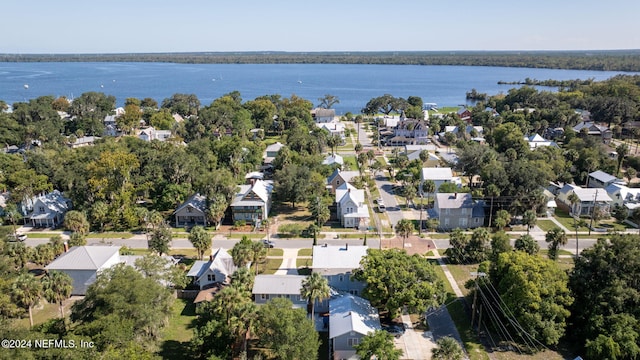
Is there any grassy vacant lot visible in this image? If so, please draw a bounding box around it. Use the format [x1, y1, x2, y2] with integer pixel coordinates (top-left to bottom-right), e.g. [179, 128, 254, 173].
[158, 298, 197, 359]
[257, 258, 282, 275]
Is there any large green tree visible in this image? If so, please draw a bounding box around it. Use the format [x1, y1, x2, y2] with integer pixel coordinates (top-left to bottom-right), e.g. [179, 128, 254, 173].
[71, 264, 173, 351]
[488, 251, 573, 346]
[353, 249, 445, 318]
[545, 227, 567, 260]
[255, 297, 319, 360]
[569, 235, 640, 358]
[354, 330, 402, 360]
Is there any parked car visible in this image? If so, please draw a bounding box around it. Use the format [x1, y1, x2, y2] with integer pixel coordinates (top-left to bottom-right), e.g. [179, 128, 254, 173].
[382, 323, 405, 338]
[7, 233, 27, 242]
[262, 239, 275, 248]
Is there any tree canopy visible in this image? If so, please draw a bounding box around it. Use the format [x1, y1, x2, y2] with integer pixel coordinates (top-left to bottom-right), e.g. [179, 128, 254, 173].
[353, 249, 446, 318]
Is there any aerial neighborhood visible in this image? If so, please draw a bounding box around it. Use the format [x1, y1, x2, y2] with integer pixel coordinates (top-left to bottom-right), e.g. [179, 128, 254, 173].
[2, 73, 640, 360]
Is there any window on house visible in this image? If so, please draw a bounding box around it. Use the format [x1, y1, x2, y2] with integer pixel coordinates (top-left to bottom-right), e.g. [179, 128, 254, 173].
[349, 290, 358, 295]
[339, 275, 344, 282]
[39, 206, 45, 213]
[260, 294, 269, 300]
[348, 338, 359, 346]
[207, 274, 214, 282]
[187, 207, 192, 213]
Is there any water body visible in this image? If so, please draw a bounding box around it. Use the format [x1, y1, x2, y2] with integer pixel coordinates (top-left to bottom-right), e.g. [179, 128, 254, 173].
[0, 62, 634, 114]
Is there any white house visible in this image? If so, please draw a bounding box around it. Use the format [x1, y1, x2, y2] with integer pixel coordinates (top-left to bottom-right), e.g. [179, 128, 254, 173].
[327, 169, 361, 194]
[28, 190, 71, 228]
[322, 154, 344, 167]
[46, 245, 122, 295]
[557, 184, 613, 217]
[138, 126, 172, 142]
[604, 183, 640, 216]
[420, 167, 461, 195]
[335, 183, 369, 229]
[525, 134, 559, 149]
[312, 108, 336, 123]
[316, 122, 346, 141]
[263, 142, 285, 164]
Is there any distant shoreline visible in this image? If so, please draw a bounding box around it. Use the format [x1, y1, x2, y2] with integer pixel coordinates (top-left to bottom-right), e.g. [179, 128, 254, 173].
[1, 50, 640, 72]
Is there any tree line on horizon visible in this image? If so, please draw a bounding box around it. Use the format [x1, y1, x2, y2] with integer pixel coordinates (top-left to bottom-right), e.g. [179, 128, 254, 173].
[1, 50, 640, 71]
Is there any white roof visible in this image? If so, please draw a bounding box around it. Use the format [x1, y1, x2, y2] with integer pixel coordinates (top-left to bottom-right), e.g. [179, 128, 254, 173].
[323, 154, 344, 166]
[232, 179, 273, 207]
[312, 245, 368, 271]
[589, 170, 619, 184]
[329, 293, 380, 339]
[338, 188, 365, 207]
[46, 246, 120, 271]
[265, 142, 285, 153]
[572, 188, 613, 202]
[421, 167, 454, 181]
[252, 275, 306, 295]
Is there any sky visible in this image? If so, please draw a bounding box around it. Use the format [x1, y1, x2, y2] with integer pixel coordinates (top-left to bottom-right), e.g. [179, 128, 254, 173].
[2, 0, 639, 53]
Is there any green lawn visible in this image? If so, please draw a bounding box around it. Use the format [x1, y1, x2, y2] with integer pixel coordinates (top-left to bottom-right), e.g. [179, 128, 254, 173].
[447, 299, 490, 360]
[257, 258, 282, 275]
[87, 232, 134, 239]
[227, 233, 266, 239]
[266, 248, 283, 257]
[297, 258, 312, 268]
[553, 210, 589, 231]
[14, 301, 61, 329]
[158, 298, 197, 359]
[26, 233, 65, 239]
[444, 263, 478, 297]
[536, 219, 558, 232]
[297, 248, 312, 256]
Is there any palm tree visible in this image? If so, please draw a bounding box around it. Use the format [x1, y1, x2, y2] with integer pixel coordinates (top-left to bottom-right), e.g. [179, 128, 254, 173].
[567, 192, 581, 256]
[522, 210, 537, 234]
[616, 143, 629, 176]
[431, 336, 464, 360]
[43, 271, 73, 319]
[262, 218, 271, 242]
[300, 272, 330, 320]
[189, 226, 211, 260]
[395, 219, 414, 249]
[250, 241, 267, 274]
[545, 227, 567, 260]
[12, 274, 43, 328]
[485, 184, 500, 228]
[422, 180, 436, 208]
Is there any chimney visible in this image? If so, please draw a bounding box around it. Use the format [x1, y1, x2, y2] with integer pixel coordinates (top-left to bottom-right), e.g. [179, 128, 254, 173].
[454, 192, 457, 198]
[346, 243, 348, 250]
[209, 254, 214, 262]
[63, 241, 69, 252]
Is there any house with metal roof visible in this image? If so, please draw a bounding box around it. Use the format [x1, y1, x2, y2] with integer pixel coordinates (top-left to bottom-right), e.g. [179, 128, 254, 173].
[433, 193, 485, 230]
[557, 184, 613, 217]
[525, 134, 559, 150]
[186, 248, 238, 290]
[252, 274, 308, 308]
[604, 183, 640, 217]
[312, 245, 367, 302]
[419, 167, 462, 195]
[329, 293, 381, 360]
[173, 193, 207, 227]
[46, 245, 121, 295]
[587, 170, 624, 189]
[27, 190, 71, 228]
[322, 154, 344, 167]
[263, 142, 285, 164]
[572, 121, 612, 144]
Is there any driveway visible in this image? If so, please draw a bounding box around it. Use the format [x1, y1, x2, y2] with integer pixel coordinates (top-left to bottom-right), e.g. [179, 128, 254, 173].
[393, 314, 436, 360]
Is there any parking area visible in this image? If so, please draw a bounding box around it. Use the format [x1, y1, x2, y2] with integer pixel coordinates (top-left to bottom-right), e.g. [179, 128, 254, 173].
[392, 314, 437, 359]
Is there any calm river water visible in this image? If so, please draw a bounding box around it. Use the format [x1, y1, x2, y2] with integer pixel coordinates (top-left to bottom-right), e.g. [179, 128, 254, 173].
[0, 62, 634, 114]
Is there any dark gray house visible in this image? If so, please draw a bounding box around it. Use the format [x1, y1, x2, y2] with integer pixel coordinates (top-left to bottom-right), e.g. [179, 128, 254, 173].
[433, 193, 485, 230]
[173, 193, 207, 227]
